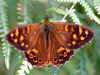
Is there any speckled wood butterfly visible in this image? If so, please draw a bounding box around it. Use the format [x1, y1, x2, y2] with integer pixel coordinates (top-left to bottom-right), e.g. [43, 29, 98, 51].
[6, 17, 94, 67]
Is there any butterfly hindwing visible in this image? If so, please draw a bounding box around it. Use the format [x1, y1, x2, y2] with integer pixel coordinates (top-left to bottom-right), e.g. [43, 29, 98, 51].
[24, 31, 48, 67]
[52, 22, 94, 49]
[6, 24, 40, 51]
[48, 32, 74, 66]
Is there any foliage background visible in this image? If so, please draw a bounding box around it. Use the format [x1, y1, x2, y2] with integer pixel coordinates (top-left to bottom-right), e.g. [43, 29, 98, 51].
[0, 0, 100, 75]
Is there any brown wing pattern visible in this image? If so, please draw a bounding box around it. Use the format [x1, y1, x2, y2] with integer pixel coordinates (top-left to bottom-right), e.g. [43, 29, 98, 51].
[52, 22, 94, 49]
[49, 32, 74, 66]
[6, 24, 40, 51]
[24, 32, 48, 67]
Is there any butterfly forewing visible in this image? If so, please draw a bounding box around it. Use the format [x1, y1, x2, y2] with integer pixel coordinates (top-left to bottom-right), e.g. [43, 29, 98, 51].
[52, 22, 94, 49]
[6, 24, 40, 51]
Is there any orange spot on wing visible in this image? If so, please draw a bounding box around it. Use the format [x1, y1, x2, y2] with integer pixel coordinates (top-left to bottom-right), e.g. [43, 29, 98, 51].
[19, 35, 24, 41]
[65, 25, 68, 32]
[85, 30, 89, 35]
[15, 28, 19, 37]
[66, 49, 70, 53]
[79, 27, 83, 35]
[73, 34, 78, 40]
[72, 41, 76, 45]
[21, 42, 25, 47]
[32, 48, 39, 54]
[25, 44, 29, 48]
[27, 26, 30, 33]
[14, 39, 18, 43]
[57, 47, 65, 53]
[80, 36, 85, 40]
[10, 33, 14, 37]
[27, 49, 31, 54]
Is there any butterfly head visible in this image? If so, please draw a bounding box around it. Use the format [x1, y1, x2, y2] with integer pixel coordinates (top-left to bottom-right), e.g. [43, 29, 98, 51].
[43, 16, 50, 25]
[39, 16, 54, 33]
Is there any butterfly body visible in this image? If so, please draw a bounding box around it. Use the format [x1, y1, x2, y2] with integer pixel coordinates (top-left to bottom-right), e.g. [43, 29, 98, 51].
[6, 17, 94, 67]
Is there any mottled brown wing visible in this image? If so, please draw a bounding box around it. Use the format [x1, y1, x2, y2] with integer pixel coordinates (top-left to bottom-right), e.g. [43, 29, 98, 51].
[24, 31, 48, 67]
[6, 23, 40, 51]
[52, 22, 94, 49]
[48, 32, 74, 66]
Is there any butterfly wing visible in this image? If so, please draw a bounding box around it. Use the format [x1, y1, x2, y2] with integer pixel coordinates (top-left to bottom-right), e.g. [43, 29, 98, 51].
[6, 24, 40, 51]
[52, 22, 94, 49]
[48, 32, 74, 66]
[49, 22, 94, 66]
[24, 31, 48, 67]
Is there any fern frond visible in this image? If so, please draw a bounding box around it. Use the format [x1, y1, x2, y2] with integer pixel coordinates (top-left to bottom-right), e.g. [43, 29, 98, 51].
[57, 0, 79, 3]
[85, 55, 94, 75]
[55, 3, 81, 24]
[0, 29, 4, 33]
[0, 0, 11, 70]
[93, 0, 100, 15]
[79, 49, 86, 75]
[64, 3, 81, 24]
[1, 39, 11, 70]
[24, 0, 32, 24]
[16, 1, 33, 74]
[57, 0, 100, 24]
[16, 60, 33, 75]
[79, 0, 100, 24]
[49, 67, 60, 75]
[65, 7, 81, 24]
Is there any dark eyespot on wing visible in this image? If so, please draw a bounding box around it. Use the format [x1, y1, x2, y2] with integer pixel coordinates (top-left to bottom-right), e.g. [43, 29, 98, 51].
[6, 26, 31, 50]
[65, 24, 94, 49]
[6, 24, 41, 51]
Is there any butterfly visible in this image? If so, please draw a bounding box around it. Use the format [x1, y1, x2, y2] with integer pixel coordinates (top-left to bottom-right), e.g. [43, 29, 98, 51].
[6, 16, 94, 67]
